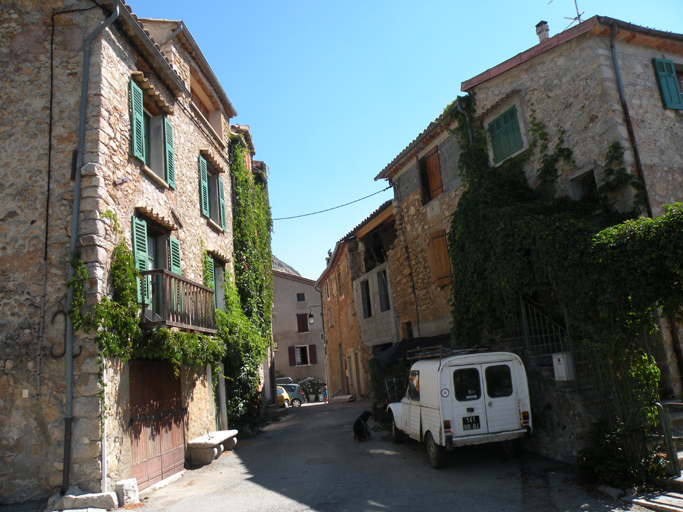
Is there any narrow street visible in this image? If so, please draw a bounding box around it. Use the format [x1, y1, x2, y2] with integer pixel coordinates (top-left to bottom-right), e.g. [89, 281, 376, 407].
[138, 399, 647, 512]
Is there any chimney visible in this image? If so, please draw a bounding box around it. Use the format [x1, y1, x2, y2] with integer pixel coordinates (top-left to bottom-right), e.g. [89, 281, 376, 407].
[536, 20, 549, 43]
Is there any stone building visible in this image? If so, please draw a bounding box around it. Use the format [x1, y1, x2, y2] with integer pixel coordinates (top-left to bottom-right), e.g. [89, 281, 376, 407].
[317, 201, 396, 398]
[375, 107, 462, 344]
[271, 268, 326, 387]
[1, 0, 266, 503]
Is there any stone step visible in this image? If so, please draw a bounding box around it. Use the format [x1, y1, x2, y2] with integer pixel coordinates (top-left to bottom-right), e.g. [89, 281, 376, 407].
[633, 491, 683, 511]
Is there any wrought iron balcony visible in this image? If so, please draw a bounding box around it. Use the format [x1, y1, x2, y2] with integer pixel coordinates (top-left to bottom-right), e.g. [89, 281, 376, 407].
[140, 269, 216, 334]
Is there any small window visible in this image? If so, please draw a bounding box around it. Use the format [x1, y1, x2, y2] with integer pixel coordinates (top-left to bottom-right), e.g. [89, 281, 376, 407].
[653, 58, 683, 110]
[485, 365, 513, 398]
[360, 280, 372, 319]
[377, 270, 390, 312]
[320, 332, 324, 342]
[289, 344, 318, 366]
[401, 321, 413, 340]
[296, 313, 309, 333]
[206, 253, 226, 311]
[328, 307, 334, 327]
[407, 370, 420, 401]
[570, 170, 597, 200]
[296, 292, 306, 302]
[337, 271, 344, 298]
[488, 105, 523, 163]
[199, 156, 226, 230]
[428, 230, 452, 287]
[419, 147, 443, 203]
[454, 368, 482, 402]
[325, 281, 330, 301]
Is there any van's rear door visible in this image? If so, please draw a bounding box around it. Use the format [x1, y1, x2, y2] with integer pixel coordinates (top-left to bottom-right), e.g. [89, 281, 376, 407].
[447, 365, 489, 437]
[482, 362, 521, 433]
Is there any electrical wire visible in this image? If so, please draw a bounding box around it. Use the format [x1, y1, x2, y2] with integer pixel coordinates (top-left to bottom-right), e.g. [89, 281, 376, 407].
[272, 186, 392, 221]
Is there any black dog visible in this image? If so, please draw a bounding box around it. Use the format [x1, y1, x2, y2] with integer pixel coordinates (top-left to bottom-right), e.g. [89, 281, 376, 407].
[353, 411, 373, 442]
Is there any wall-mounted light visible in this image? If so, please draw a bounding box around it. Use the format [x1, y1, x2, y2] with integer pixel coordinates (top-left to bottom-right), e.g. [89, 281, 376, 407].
[308, 305, 322, 324]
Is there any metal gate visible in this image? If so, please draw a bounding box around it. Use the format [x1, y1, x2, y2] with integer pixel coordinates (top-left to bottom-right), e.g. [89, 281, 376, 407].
[130, 361, 186, 490]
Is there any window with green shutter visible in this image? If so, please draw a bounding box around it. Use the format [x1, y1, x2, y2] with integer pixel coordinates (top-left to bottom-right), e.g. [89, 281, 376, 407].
[199, 156, 226, 230]
[653, 58, 683, 110]
[488, 106, 524, 163]
[131, 216, 151, 306]
[199, 155, 210, 217]
[130, 77, 177, 188]
[169, 236, 182, 275]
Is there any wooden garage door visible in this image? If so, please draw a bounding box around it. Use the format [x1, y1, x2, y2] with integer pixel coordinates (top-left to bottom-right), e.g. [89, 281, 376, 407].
[130, 361, 185, 490]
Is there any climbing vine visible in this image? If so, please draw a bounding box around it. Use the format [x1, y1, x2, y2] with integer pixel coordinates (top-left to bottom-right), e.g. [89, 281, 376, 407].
[446, 93, 683, 484]
[68, 212, 225, 376]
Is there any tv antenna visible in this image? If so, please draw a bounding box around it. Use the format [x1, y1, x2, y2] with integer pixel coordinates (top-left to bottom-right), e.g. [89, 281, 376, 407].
[548, 0, 585, 30]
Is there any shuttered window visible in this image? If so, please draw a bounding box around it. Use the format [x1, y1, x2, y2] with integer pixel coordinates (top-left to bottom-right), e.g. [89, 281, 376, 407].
[199, 155, 210, 217]
[428, 229, 452, 287]
[308, 344, 317, 365]
[488, 106, 523, 163]
[420, 147, 443, 203]
[653, 58, 683, 110]
[130, 80, 145, 161]
[169, 236, 182, 275]
[164, 118, 175, 189]
[296, 313, 309, 333]
[131, 216, 150, 306]
[217, 176, 226, 230]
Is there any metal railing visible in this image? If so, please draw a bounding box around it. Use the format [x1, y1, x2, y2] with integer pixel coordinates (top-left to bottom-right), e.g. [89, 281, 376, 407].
[140, 269, 216, 334]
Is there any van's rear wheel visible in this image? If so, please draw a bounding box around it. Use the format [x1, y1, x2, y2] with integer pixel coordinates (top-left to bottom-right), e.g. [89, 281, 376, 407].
[391, 414, 406, 443]
[425, 432, 446, 469]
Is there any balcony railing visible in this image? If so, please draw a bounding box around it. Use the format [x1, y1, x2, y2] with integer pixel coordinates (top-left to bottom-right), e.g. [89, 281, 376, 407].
[140, 269, 216, 334]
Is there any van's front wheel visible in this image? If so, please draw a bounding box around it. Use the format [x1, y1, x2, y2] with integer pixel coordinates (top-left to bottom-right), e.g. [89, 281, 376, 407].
[425, 432, 446, 469]
[390, 413, 406, 443]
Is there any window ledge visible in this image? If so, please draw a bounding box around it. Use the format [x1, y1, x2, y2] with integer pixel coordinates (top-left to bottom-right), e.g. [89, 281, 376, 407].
[206, 217, 224, 233]
[140, 163, 170, 189]
[190, 102, 225, 149]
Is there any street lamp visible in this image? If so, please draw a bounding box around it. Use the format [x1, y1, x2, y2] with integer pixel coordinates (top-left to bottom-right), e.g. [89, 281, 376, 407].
[308, 305, 322, 324]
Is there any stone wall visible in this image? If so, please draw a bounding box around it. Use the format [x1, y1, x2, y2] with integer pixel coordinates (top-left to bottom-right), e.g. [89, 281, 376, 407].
[0, 1, 238, 502]
[387, 130, 463, 340]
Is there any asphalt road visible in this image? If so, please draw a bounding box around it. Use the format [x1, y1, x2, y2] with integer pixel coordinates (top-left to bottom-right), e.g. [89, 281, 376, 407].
[137, 399, 648, 512]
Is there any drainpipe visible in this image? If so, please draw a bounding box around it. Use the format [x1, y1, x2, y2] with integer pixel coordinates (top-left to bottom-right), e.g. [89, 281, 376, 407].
[159, 21, 185, 46]
[610, 22, 683, 394]
[609, 22, 653, 218]
[62, 4, 120, 494]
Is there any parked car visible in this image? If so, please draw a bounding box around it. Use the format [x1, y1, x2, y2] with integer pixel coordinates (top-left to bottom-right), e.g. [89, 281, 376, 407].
[276, 386, 290, 408]
[387, 349, 532, 468]
[278, 383, 306, 407]
[276, 377, 293, 384]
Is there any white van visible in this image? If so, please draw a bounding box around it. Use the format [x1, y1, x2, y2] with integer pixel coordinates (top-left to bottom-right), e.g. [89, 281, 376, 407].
[387, 349, 532, 468]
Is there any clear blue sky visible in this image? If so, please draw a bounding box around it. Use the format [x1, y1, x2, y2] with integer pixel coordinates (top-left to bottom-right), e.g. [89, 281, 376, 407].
[132, 0, 683, 281]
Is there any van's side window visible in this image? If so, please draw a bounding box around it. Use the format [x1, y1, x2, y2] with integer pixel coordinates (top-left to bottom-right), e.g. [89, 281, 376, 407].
[485, 365, 513, 398]
[408, 370, 420, 401]
[454, 368, 481, 401]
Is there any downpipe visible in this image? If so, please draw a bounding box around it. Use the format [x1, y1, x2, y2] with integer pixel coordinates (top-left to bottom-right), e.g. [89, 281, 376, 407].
[62, 4, 120, 494]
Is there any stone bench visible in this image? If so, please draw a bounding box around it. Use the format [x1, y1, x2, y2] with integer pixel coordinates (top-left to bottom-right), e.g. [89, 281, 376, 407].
[187, 429, 238, 466]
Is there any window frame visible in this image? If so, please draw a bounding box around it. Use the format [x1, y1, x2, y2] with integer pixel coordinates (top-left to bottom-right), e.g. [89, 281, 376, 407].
[488, 105, 524, 164]
[653, 57, 683, 110]
[419, 146, 443, 203]
[377, 270, 391, 312]
[199, 155, 226, 230]
[360, 280, 372, 319]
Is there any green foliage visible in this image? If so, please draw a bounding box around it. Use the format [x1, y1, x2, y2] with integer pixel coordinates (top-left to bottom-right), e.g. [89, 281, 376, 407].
[69, 212, 224, 374]
[446, 93, 683, 484]
[230, 140, 274, 341]
[578, 419, 666, 488]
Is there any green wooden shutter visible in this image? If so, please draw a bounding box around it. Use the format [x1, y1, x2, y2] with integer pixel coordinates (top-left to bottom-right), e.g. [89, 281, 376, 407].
[169, 236, 182, 275]
[218, 176, 226, 230]
[653, 58, 683, 110]
[131, 216, 150, 306]
[206, 253, 216, 308]
[488, 106, 523, 163]
[199, 155, 210, 217]
[130, 80, 145, 161]
[164, 118, 176, 189]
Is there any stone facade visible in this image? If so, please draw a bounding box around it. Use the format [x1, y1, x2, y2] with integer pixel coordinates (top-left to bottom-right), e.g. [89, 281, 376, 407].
[0, 0, 259, 503]
[462, 17, 683, 401]
[271, 270, 325, 386]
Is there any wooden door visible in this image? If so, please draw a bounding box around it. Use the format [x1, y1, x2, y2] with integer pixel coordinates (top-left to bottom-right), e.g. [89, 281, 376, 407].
[130, 361, 185, 490]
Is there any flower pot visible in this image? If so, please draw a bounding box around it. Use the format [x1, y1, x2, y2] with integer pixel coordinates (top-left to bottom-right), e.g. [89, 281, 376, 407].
[308, 394, 316, 402]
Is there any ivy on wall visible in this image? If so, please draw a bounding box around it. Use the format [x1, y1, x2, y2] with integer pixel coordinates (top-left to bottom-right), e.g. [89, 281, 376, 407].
[446, 94, 683, 485]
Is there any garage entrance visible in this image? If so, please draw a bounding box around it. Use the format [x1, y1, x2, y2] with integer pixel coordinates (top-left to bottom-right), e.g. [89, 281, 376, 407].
[130, 361, 185, 490]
